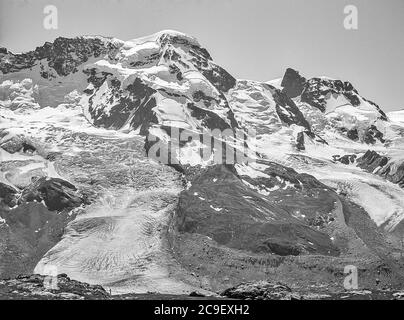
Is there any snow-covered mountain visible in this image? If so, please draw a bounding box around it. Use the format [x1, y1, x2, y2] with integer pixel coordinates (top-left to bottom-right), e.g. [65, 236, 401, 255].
[1, 30, 404, 294]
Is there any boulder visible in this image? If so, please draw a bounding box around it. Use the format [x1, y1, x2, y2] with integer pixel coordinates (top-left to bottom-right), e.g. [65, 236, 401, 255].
[18, 177, 82, 211]
[221, 281, 297, 300]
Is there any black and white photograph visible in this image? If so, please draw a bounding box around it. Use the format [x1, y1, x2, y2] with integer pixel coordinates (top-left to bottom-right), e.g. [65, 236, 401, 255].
[0, 0, 404, 308]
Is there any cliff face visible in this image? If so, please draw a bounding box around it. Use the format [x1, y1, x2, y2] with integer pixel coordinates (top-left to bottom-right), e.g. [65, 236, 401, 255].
[280, 67, 307, 98]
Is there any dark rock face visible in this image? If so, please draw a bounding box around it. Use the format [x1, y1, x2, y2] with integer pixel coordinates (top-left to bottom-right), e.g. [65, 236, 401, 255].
[268, 84, 311, 132]
[344, 125, 385, 145]
[278, 70, 389, 143]
[0, 274, 109, 300]
[0, 134, 26, 154]
[86, 74, 158, 133]
[0, 182, 17, 207]
[187, 102, 236, 131]
[84, 70, 240, 160]
[296, 131, 305, 151]
[301, 78, 361, 112]
[363, 125, 385, 144]
[239, 160, 338, 229]
[281, 68, 307, 98]
[0, 202, 77, 278]
[357, 150, 389, 170]
[174, 164, 339, 256]
[22, 142, 36, 153]
[278, 69, 388, 122]
[357, 150, 404, 188]
[347, 128, 359, 141]
[0, 135, 38, 155]
[200, 64, 236, 93]
[333, 154, 357, 165]
[18, 177, 83, 212]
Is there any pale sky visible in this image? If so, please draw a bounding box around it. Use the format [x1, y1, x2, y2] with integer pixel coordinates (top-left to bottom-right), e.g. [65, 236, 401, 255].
[0, 0, 403, 111]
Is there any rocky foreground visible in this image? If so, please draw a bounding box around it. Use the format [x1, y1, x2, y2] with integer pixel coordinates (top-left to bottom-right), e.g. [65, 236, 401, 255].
[1, 274, 404, 300]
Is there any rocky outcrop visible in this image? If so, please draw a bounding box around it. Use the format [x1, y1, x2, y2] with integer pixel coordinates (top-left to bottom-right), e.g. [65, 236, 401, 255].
[0, 274, 109, 300]
[0, 135, 37, 154]
[280, 68, 307, 98]
[222, 281, 296, 300]
[296, 131, 305, 150]
[280, 68, 388, 121]
[357, 150, 389, 171]
[342, 126, 385, 144]
[279, 68, 388, 146]
[18, 177, 83, 212]
[0, 182, 18, 207]
[357, 150, 404, 188]
[363, 125, 385, 144]
[85, 75, 158, 133]
[333, 154, 357, 165]
[301, 78, 361, 112]
[270, 85, 311, 132]
[347, 128, 359, 141]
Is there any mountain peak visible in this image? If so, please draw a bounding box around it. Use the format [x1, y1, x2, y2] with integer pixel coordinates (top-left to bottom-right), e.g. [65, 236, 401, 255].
[126, 29, 201, 49]
[280, 68, 307, 98]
